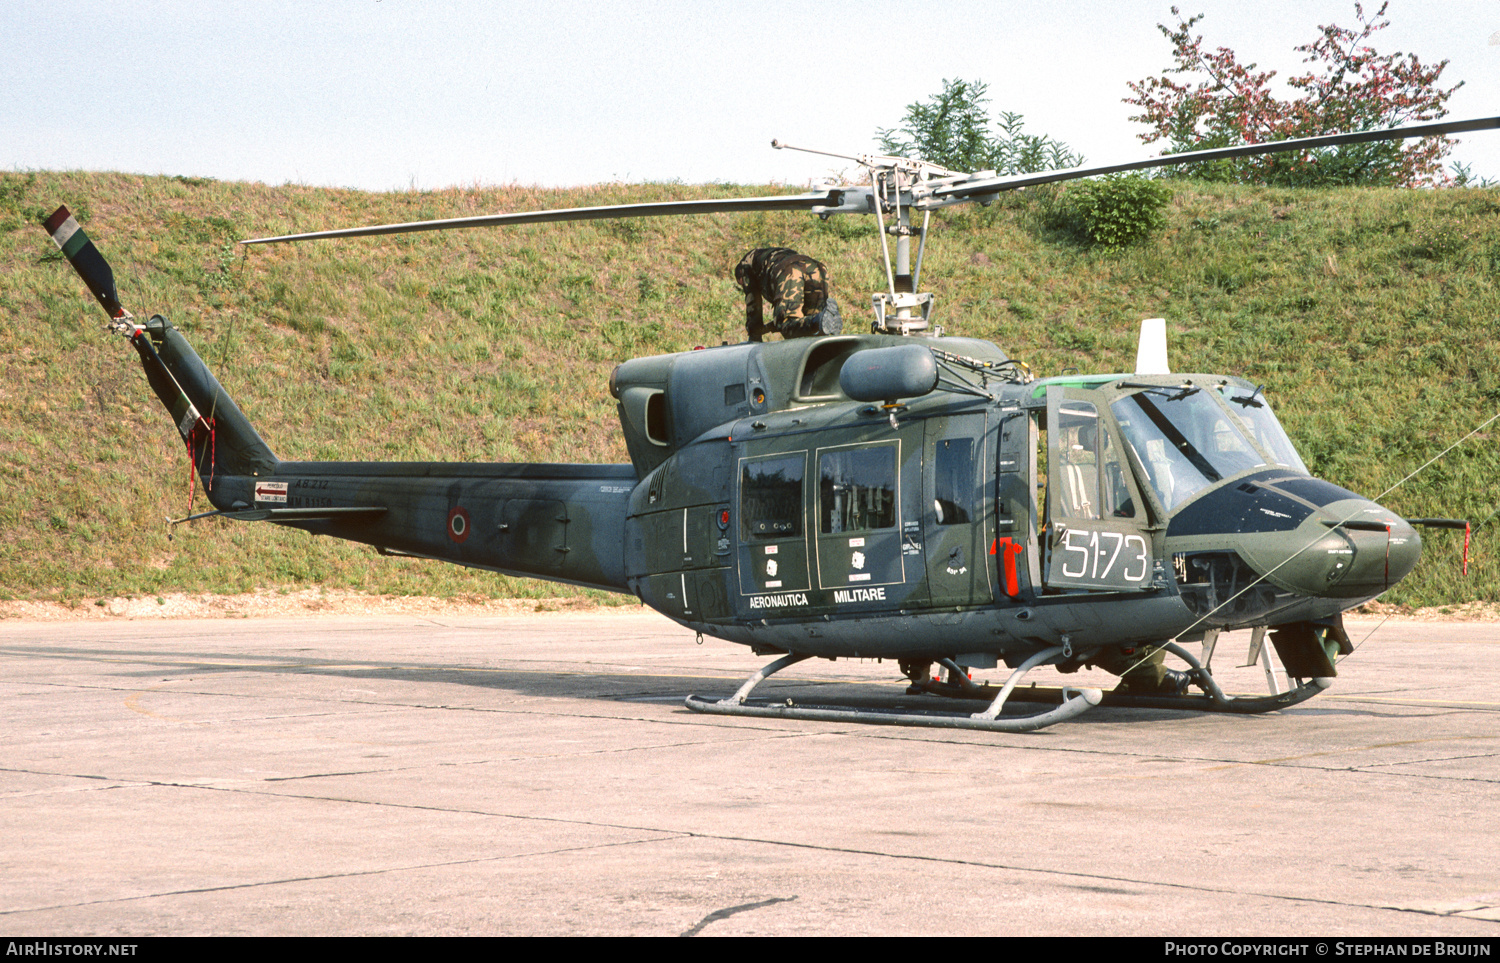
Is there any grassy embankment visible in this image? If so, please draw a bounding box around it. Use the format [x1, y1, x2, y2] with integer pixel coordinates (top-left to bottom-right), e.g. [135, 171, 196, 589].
[1, 169, 1496, 608]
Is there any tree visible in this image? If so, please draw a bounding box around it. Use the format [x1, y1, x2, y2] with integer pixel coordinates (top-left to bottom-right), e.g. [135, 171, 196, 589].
[1125, 3, 1462, 187]
[877, 78, 1083, 175]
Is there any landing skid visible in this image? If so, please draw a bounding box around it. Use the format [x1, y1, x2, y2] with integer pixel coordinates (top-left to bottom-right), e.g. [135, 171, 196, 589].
[915, 642, 1332, 715]
[683, 642, 1331, 732]
[684, 646, 1103, 733]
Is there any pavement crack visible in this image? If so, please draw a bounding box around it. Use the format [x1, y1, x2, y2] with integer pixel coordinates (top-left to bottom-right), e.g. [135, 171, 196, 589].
[680, 896, 797, 937]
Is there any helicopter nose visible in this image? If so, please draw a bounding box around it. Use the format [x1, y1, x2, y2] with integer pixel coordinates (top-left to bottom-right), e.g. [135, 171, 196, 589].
[1243, 498, 1422, 599]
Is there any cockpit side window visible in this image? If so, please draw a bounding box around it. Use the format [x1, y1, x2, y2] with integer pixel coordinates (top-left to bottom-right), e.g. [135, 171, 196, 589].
[1053, 401, 1135, 521]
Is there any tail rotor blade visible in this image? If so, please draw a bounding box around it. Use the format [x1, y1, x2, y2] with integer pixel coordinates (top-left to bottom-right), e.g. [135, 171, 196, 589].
[43, 205, 125, 319]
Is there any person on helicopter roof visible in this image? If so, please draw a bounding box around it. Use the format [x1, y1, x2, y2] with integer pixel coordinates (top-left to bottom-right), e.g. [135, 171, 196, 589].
[734, 247, 842, 342]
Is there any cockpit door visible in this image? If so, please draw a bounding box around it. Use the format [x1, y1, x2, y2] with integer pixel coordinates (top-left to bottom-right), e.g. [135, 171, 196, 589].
[1043, 387, 1157, 592]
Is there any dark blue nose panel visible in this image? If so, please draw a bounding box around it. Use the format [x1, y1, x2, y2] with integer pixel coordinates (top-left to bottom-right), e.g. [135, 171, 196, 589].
[1264, 475, 1363, 507]
[1166, 470, 1322, 536]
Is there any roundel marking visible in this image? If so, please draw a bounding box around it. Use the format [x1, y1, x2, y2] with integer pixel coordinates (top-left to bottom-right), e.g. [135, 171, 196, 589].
[448, 506, 471, 543]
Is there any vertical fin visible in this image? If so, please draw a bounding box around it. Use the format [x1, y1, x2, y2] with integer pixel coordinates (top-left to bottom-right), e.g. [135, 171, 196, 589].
[42, 207, 278, 478]
[141, 316, 277, 476]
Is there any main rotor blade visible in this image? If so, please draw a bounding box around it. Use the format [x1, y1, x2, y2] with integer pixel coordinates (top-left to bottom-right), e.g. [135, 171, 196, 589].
[43, 205, 125, 318]
[242, 189, 846, 245]
[932, 115, 1500, 202]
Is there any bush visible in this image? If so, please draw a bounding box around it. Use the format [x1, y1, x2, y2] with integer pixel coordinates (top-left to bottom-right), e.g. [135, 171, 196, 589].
[1061, 175, 1172, 251]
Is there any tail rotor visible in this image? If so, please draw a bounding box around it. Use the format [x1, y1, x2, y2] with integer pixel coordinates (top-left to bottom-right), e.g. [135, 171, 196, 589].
[43, 205, 133, 328]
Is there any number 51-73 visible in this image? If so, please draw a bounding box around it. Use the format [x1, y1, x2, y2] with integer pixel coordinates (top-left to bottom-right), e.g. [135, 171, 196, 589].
[1058, 528, 1149, 584]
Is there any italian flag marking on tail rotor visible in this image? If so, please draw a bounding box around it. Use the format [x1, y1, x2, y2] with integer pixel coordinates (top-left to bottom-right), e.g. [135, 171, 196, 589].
[44, 206, 88, 259]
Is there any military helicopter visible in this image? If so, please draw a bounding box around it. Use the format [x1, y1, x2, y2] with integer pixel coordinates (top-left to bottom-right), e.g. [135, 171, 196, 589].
[45, 114, 1497, 732]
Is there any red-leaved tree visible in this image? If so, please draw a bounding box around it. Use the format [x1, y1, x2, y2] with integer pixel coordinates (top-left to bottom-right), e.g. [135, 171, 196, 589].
[1125, 3, 1462, 187]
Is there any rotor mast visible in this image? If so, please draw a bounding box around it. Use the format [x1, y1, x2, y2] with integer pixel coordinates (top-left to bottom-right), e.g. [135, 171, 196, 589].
[774, 140, 960, 336]
[869, 165, 936, 334]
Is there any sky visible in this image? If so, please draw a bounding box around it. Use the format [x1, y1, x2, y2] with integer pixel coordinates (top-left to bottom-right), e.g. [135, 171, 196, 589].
[6, 0, 1500, 192]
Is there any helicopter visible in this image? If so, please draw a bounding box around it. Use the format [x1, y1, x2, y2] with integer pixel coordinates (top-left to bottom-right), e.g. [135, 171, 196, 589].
[44, 113, 1498, 732]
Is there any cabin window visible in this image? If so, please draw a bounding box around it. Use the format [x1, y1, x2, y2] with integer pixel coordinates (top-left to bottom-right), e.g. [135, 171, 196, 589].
[933, 439, 973, 525]
[740, 453, 805, 540]
[819, 445, 896, 534]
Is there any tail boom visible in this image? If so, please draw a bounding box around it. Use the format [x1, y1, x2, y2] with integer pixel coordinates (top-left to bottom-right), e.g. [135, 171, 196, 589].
[209, 461, 635, 592]
[46, 205, 635, 595]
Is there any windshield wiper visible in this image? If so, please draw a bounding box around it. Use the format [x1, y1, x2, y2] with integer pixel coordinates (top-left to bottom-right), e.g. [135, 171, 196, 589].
[1230, 385, 1266, 409]
[1116, 382, 1201, 402]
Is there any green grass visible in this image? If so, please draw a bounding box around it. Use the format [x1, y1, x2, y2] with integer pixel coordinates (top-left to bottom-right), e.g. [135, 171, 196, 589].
[3, 170, 1497, 607]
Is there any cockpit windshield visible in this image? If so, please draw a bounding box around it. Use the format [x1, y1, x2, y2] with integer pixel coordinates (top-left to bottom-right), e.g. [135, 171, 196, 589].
[1110, 388, 1268, 512]
[1217, 385, 1309, 474]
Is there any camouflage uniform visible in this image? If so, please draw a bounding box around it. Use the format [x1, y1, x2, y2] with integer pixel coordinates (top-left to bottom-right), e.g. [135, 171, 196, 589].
[1093, 645, 1190, 695]
[734, 248, 838, 342]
